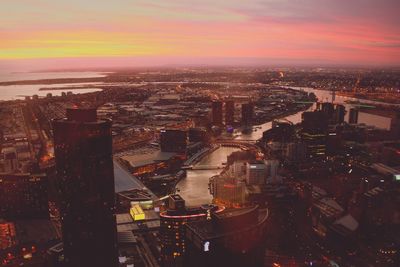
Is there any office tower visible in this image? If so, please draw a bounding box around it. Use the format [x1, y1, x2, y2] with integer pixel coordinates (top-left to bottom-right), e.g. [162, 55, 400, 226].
[160, 194, 221, 267]
[241, 103, 254, 126]
[211, 101, 223, 125]
[321, 102, 335, 121]
[188, 127, 208, 143]
[1, 147, 19, 173]
[209, 176, 246, 207]
[265, 159, 279, 183]
[390, 111, 400, 139]
[285, 142, 307, 163]
[0, 173, 48, 219]
[245, 161, 268, 185]
[301, 111, 328, 158]
[349, 108, 359, 124]
[334, 104, 346, 124]
[225, 100, 235, 125]
[185, 205, 268, 267]
[160, 129, 188, 153]
[0, 129, 3, 150]
[53, 108, 118, 267]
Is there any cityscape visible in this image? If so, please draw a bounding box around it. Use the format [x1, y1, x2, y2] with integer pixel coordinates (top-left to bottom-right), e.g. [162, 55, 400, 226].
[1, 1, 400, 267]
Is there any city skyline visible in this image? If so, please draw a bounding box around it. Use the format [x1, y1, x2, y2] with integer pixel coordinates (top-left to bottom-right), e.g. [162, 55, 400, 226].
[1, 0, 400, 71]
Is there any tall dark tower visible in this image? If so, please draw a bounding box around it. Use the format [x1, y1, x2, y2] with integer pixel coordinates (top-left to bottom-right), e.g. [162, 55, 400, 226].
[349, 108, 359, 124]
[241, 103, 254, 126]
[52, 108, 118, 267]
[334, 104, 346, 124]
[211, 101, 223, 125]
[225, 100, 235, 125]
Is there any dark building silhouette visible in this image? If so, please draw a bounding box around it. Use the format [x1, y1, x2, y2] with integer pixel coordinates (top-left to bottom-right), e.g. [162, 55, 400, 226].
[301, 111, 328, 158]
[160, 129, 188, 153]
[188, 127, 208, 143]
[349, 108, 359, 124]
[52, 108, 118, 267]
[225, 100, 235, 125]
[211, 101, 223, 125]
[335, 104, 346, 124]
[390, 111, 400, 139]
[184, 205, 268, 267]
[160, 194, 222, 267]
[0, 173, 48, 220]
[241, 103, 254, 126]
[321, 102, 335, 121]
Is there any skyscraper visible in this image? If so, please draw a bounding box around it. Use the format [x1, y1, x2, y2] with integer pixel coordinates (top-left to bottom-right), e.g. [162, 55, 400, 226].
[211, 101, 223, 125]
[334, 104, 346, 124]
[241, 103, 254, 126]
[349, 108, 359, 124]
[52, 108, 118, 267]
[225, 100, 235, 125]
[160, 129, 188, 153]
[390, 111, 400, 139]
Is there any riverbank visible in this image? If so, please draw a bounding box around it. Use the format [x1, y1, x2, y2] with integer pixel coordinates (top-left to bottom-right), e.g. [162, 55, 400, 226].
[336, 91, 400, 105]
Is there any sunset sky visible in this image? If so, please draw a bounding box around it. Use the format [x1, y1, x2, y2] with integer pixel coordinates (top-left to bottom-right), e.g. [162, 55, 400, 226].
[1, 0, 399, 70]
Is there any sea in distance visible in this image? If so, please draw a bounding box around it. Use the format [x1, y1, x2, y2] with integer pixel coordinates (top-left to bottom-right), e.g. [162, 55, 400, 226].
[0, 71, 106, 101]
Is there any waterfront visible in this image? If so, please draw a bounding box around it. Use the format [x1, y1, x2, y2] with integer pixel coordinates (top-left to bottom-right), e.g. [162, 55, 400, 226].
[0, 74, 395, 204]
[0, 71, 106, 100]
[178, 86, 395, 205]
[0, 83, 103, 101]
[176, 147, 240, 206]
[0, 71, 107, 83]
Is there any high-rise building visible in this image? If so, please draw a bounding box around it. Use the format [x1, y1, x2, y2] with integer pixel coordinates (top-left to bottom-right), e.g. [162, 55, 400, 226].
[209, 176, 246, 207]
[349, 108, 359, 124]
[160, 129, 188, 153]
[285, 142, 307, 163]
[390, 111, 400, 139]
[265, 159, 279, 183]
[0, 173, 48, 219]
[301, 111, 328, 158]
[334, 104, 346, 124]
[211, 101, 223, 125]
[160, 194, 222, 267]
[188, 127, 208, 143]
[245, 161, 267, 185]
[184, 205, 268, 267]
[321, 102, 335, 121]
[1, 147, 19, 173]
[52, 108, 118, 267]
[241, 103, 254, 126]
[225, 100, 235, 125]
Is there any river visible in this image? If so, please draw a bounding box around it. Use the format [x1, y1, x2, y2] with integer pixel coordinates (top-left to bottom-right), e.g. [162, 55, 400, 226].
[178, 86, 396, 206]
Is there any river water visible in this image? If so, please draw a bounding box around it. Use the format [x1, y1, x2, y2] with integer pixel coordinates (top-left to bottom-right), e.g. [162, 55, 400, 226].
[178, 86, 396, 206]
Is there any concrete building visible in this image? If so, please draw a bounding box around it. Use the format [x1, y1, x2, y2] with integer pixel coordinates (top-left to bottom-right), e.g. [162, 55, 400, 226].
[209, 175, 246, 207]
[246, 161, 268, 185]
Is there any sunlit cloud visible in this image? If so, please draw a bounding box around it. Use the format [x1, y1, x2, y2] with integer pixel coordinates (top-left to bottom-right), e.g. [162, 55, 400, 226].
[0, 0, 399, 68]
